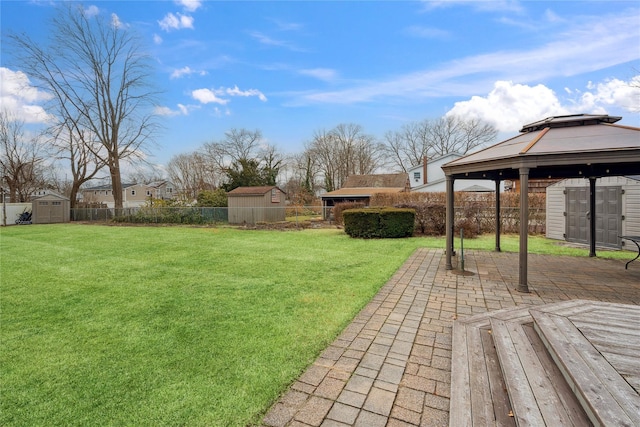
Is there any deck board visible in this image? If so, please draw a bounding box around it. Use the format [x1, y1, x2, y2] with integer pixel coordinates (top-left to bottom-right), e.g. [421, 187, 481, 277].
[532, 310, 640, 427]
[449, 301, 639, 427]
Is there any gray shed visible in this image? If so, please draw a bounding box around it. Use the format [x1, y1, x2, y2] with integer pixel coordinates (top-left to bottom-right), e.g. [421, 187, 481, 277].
[227, 186, 286, 225]
[546, 176, 640, 249]
[32, 193, 70, 224]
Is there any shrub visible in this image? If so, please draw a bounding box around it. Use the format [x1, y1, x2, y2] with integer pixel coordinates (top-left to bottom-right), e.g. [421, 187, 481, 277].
[333, 202, 366, 225]
[343, 208, 415, 238]
[395, 203, 446, 235]
[196, 189, 228, 207]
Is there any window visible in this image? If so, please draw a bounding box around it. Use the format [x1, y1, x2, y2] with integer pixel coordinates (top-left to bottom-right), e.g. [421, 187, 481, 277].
[413, 172, 421, 182]
[146, 190, 151, 196]
[52, 201, 62, 206]
[39, 201, 48, 206]
[271, 189, 280, 203]
[131, 190, 136, 196]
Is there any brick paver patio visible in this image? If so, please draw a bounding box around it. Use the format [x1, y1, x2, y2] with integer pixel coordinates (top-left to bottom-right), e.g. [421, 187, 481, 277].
[262, 248, 640, 427]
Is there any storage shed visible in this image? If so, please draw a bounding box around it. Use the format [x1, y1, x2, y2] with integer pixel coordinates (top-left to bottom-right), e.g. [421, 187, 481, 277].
[227, 186, 286, 225]
[32, 193, 70, 224]
[546, 176, 640, 249]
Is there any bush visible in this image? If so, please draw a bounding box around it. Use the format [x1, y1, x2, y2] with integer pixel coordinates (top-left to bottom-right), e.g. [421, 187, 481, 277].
[196, 189, 228, 207]
[333, 202, 366, 225]
[343, 208, 415, 239]
[395, 203, 446, 235]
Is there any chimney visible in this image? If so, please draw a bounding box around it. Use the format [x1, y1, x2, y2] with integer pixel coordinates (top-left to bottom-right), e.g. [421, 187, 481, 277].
[423, 156, 428, 185]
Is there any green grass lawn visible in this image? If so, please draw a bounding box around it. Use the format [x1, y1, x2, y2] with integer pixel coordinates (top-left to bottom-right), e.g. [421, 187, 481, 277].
[1, 224, 427, 426]
[1, 224, 631, 426]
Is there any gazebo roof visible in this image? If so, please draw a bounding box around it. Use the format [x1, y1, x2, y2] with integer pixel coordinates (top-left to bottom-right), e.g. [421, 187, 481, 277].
[442, 114, 640, 180]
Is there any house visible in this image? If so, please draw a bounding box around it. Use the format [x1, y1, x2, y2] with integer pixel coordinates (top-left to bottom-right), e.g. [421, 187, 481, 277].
[546, 176, 640, 249]
[408, 154, 498, 192]
[227, 186, 286, 224]
[81, 181, 176, 208]
[320, 173, 409, 218]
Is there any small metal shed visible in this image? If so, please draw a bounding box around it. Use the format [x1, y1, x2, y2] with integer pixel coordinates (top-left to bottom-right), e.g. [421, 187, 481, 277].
[227, 186, 286, 225]
[32, 193, 70, 224]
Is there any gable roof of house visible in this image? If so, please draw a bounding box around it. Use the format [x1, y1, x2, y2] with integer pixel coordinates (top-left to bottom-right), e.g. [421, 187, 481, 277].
[227, 186, 284, 196]
[321, 187, 407, 199]
[84, 183, 136, 191]
[343, 173, 408, 188]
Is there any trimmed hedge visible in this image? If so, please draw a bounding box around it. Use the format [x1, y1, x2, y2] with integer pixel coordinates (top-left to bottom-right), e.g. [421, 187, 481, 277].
[343, 208, 415, 238]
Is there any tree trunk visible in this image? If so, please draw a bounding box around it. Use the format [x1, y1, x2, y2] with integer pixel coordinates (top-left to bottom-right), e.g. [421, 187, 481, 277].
[69, 180, 81, 210]
[110, 158, 123, 210]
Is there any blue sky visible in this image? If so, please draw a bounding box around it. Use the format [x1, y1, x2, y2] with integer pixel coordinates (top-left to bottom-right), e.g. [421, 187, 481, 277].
[2, 0, 639, 168]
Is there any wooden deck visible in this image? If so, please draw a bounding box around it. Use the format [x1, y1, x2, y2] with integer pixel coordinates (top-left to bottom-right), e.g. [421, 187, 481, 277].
[450, 300, 640, 426]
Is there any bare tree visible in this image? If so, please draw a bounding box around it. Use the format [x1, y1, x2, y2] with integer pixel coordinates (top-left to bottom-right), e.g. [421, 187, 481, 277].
[0, 111, 48, 202]
[9, 3, 159, 209]
[383, 115, 497, 170]
[306, 123, 384, 192]
[48, 114, 105, 208]
[202, 128, 263, 170]
[428, 116, 497, 157]
[166, 152, 217, 201]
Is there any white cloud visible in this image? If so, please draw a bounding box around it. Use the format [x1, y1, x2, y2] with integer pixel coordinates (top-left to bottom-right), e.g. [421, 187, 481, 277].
[299, 68, 338, 82]
[177, 104, 189, 115]
[571, 77, 640, 113]
[446, 81, 568, 132]
[191, 85, 267, 107]
[158, 12, 194, 31]
[154, 103, 197, 116]
[83, 5, 100, 17]
[225, 86, 267, 101]
[153, 34, 163, 45]
[154, 106, 181, 117]
[111, 13, 124, 29]
[445, 77, 640, 133]
[176, 0, 202, 12]
[191, 88, 228, 105]
[171, 66, 194, 79]
[0, 67, 53, 123]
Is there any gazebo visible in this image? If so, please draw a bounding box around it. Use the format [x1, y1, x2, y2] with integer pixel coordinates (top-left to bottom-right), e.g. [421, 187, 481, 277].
[441, 114, 640, 292]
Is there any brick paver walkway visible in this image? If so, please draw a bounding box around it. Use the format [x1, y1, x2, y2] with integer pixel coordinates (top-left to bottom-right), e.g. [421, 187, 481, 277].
[262, 248, 640, 427]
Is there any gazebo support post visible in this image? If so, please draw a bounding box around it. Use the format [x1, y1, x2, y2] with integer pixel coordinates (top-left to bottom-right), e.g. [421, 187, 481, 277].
[445, 175, 455, 270]
[589, 177, 597, 257]
[495, 179, 501, 252]
[518, 168, 530, 293]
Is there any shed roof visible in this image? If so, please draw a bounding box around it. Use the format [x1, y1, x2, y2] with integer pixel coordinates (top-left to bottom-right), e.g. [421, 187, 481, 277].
[32, 193, 70, 201]
[227, 186, 284, 196]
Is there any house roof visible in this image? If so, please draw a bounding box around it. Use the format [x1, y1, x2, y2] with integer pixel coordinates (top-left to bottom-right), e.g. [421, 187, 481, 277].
[227, 186, 284, 196]
[442, 114, 640, 180]
[321, 187, 407, 199]
[84, 183, 136, 191]
[458, 184, 494, 192]
[343, 173, 408, 188]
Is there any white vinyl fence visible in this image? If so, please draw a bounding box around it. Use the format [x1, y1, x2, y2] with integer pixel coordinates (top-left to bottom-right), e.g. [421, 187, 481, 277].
[1, 203, 32, 226]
